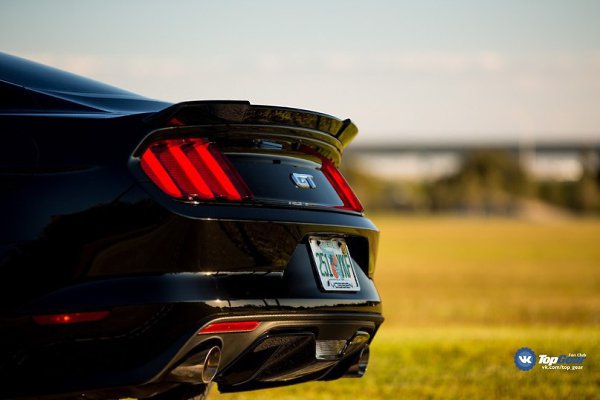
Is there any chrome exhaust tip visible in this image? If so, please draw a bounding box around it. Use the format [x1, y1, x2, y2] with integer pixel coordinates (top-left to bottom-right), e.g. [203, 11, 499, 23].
[344, 344, 370, 378]
[169, 345, 222, 384]
[201, 346, 221, 383]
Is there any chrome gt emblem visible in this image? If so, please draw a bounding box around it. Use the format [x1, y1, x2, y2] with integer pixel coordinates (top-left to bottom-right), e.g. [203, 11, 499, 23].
[291, 173, 317, 189]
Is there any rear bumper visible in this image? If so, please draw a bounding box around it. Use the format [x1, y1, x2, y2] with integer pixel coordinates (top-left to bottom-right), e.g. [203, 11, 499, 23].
[0, 269, 381, 399]
[1, 311, 382, 399]
[1, 179, 382, 398]
[198, 313, 383, 393]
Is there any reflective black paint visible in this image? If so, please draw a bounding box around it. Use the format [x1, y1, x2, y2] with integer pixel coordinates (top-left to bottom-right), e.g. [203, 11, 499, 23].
[0, 52, 382, 399]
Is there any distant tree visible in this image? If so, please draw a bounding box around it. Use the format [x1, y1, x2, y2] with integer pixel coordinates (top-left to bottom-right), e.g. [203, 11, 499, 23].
[537, 150, 599, 214]
[431, 150, 530, 213]
[343, 148, 599, 215]
[573, 166, 599, 212]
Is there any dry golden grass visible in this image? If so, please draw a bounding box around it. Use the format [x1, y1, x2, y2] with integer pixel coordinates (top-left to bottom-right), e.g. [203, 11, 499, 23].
[374, 215, 600, 326]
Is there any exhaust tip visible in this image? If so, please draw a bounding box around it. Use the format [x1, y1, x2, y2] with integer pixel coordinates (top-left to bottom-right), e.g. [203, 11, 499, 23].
[201, 346, 221, 383]
[344, 344, 370, 378]
[168, 345, 222, 384]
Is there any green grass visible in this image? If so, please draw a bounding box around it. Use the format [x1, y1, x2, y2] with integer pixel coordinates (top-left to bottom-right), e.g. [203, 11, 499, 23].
[213, 216, 600, 399]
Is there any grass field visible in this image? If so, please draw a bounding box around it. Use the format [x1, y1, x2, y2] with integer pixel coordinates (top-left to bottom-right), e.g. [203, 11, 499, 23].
[213, 215, 600, 399]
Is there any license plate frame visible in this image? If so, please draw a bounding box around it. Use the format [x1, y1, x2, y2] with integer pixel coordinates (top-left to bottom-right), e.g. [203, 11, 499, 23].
[308, 236, 360, 292]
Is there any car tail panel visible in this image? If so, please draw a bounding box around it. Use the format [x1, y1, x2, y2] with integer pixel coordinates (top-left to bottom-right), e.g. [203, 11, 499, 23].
[132, 103, 363, 215]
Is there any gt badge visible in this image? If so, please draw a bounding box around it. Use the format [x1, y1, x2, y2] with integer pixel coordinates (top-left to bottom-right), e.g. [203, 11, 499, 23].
[291, 173, 316, 189]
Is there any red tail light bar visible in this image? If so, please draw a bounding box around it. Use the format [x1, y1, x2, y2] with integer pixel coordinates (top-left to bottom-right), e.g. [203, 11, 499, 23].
[32, 311, 110, 325]
[198, 321, 261, 334]
[140, 137, 362, 212]
[319, 156, 364, 213]
[140, 138, 251, 201]
[300, 146, 364, 213]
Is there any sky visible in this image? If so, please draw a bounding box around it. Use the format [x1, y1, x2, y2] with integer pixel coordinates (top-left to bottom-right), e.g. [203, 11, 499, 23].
[1, 0, 600, 145]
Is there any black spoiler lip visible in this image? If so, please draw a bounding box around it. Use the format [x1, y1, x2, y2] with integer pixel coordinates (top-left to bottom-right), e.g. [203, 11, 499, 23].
[144, 100, 359, 150]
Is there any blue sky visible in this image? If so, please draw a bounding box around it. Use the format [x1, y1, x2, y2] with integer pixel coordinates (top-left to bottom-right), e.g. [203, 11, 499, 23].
[1, 0, 599, 144]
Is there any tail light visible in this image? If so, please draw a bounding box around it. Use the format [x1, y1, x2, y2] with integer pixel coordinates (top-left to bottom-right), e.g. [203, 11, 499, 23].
[319, 156, 364, 213]
[140, 138, 251, 201]
[140, 137, 362, 213]
[32, 310, 110, 325]
[298, 146, 363, 212]
[198, 321, 261, 334]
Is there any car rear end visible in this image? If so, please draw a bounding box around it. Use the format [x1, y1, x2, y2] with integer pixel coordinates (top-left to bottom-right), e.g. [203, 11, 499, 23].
[0, 101, 382, 399]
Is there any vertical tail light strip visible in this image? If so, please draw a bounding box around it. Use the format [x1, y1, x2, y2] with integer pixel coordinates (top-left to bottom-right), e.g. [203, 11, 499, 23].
[303, 147, 365, 213]
[166, 143, 214, 199]
[140, 138, 251, 201]
[300, 146, 364, 213]
[188, 140, 248, 201]
[140, 148, 183, 198]
[320, 157, 364, 212]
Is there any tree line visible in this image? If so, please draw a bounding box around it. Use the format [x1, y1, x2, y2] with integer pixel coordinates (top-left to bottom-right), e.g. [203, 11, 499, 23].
[341, 150, 600, 215]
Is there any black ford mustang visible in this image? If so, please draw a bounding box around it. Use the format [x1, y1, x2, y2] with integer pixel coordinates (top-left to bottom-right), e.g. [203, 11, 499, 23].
[0, 52, 382, 400]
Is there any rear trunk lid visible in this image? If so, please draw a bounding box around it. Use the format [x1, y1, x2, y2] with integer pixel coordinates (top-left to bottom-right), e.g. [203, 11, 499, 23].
[132, 101, 363, 214]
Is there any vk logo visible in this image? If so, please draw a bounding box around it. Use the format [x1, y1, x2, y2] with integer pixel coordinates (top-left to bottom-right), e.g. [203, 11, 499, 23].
[519, 355, 532, 364]
[291, 173, 317, 189]
[514, 347, 536, 371]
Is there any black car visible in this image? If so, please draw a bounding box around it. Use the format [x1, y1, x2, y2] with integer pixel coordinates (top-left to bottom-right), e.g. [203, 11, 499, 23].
[0, 52, 382, 400]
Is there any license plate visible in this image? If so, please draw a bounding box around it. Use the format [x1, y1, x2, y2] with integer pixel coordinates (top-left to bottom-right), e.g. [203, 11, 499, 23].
[309, 237, 360, 292]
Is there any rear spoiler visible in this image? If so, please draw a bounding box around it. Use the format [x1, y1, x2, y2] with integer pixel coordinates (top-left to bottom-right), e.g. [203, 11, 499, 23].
[145, 100, 359, 151]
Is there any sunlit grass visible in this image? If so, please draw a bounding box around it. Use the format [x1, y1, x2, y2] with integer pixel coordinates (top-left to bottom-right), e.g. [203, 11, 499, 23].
[213, 216, 600, 399]
[374, 215, 600, 326]
[213, 327, 600, 400]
